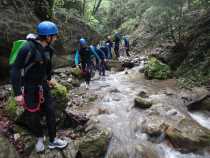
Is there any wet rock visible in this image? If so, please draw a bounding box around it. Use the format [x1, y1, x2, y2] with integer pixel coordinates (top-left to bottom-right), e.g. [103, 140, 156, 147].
[71, 78, 82, 87]
[107, 144, 159, 158]
[88, 96, 98, 102]
[77, 128, 111, 158]
[134, 145, 160, 158]
[70, 67, 83, 79]
[139, 67, 145, 73]
[134, 97, 152, 109]
[138, 91, 148, 98]
[142, 115, 168, 138]
[106, 60, 124, 72]
[122, 61, 135, 69]
[65, 108, 89, 127]
[183, 87, 209, 110]
[0, 134, 20, 158]
[165, 119, 210, 153]
[110, 88, 120, 93]
[142, 103, 210, 153]
[182, 87, 208, 104]
[144, 57, 172, 80]
[187, 96, 210, 111]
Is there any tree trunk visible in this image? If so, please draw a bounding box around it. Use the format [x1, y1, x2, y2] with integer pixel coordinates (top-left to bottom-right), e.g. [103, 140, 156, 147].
[92, 0, 103, 15]
[82, 0, 86, 16]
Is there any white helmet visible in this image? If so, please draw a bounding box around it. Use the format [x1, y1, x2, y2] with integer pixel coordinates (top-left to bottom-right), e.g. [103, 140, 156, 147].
[26, 33, 37, 40]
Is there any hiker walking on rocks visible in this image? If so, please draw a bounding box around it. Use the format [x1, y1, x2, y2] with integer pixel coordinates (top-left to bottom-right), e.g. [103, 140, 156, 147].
[11, 21, 68, 153]
[114, 32, 121, 59]
[92, 45, 107, 76]
[123, 36, 130, 57]
[105, 35, 113, 59]
[75, 38, 101, 88]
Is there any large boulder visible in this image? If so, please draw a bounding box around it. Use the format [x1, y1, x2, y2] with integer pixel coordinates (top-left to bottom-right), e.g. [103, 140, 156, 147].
[187, 96, 210, 111]
[165, 119, 210, 153]
[144, 57, 172, 80]
[0, 134, 20, 158]
[77, 128, 111, 158]
[142, 102, 210, 153]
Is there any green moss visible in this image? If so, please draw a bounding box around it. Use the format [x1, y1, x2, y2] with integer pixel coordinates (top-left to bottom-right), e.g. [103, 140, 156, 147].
[51, 83, 68, 97]
[51, 83, 68, 113]
[78, 129, 111, 158]
[88, 96, 98, 102]
[5, 97, 17, 119]
[5, 97, 24, 121]
[134, 97, 152, 109]
[176, 68, 210, 88]
[144, 57, 172, 80]
[71, 68, 83, 79]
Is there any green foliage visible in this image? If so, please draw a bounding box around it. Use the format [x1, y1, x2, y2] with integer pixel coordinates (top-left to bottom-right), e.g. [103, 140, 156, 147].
[54, 0, 65, 8]
[144, 57, 172, 80]
[117, 18, 139, 34]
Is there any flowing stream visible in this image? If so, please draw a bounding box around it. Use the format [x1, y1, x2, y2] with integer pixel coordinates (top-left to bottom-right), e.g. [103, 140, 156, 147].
[87, 62, 210, 158]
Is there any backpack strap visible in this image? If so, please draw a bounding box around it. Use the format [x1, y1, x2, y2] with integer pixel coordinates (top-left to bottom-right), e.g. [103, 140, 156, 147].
[20, 41, 37, 78]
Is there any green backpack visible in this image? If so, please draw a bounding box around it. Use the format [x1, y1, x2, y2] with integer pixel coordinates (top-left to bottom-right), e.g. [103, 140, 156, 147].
[9, 40, 27, 65]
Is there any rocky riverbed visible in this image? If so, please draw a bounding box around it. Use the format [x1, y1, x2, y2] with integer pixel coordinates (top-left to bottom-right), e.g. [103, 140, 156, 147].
[1, 56, 210, 158]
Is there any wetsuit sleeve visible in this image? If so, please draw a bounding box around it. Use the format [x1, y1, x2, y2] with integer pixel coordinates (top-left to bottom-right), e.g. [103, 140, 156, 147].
[98, 48, 106, 59]
[90, 47, 100, 61]
[75, 49, 80, 65]
[106, 46, 111, 59]
[11, 45, 30, 96]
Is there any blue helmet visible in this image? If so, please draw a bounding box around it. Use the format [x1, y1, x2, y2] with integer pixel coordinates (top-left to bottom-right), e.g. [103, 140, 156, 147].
[80, 38, 87, 46]
[37, 21, 58, 36]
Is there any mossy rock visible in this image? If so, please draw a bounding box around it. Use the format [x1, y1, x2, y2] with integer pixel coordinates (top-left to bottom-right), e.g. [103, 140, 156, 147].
[51, 83, 69, 127]
[5, 96, 24, 122]
[144, 57, 172, 80]
[78, 128, 111, 158]
[88, 95, 98, 102]
[0, 134, 20, 158]
[134, 97, 152, 109]
[51, 82, 68, 111]
[70, 67, 83, 79]
[51, 83, 68, 98]
[106, 60, 124, 72]
[166, 118, 210, 153]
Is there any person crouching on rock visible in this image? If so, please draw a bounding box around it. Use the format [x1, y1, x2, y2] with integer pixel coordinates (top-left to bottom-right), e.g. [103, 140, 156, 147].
[11, 21, 68, 153]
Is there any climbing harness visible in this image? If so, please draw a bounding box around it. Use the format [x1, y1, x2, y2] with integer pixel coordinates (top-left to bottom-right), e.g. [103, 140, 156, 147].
[21, 85, 45, 112]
